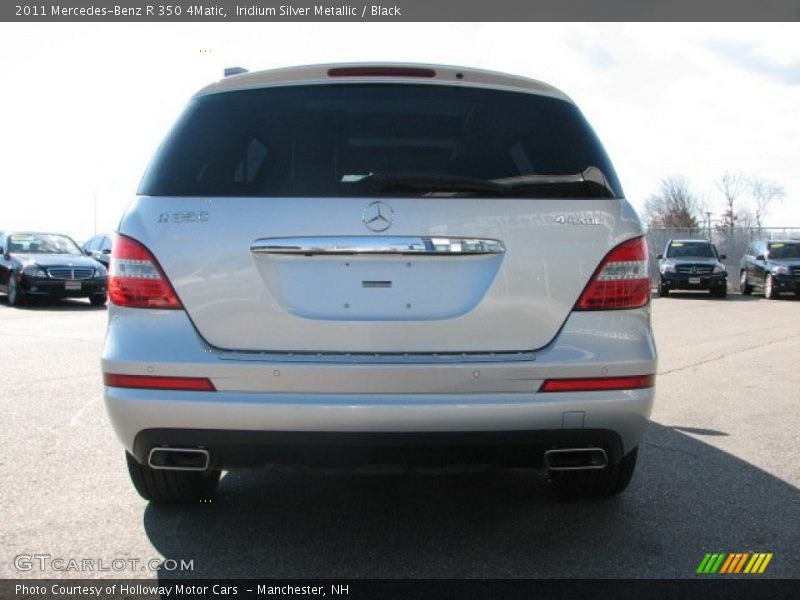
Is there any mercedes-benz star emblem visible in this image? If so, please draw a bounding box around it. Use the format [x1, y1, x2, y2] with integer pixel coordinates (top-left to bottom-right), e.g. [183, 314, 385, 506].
[362, 201, 394, 232]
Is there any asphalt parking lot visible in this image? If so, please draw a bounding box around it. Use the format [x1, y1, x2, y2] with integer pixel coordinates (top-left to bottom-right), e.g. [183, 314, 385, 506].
[1, 292, 798, 579]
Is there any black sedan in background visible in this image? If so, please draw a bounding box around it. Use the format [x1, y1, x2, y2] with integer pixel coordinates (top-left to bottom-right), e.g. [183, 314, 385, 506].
[740, 240, 800, 299]
[0, 231, 108, 306]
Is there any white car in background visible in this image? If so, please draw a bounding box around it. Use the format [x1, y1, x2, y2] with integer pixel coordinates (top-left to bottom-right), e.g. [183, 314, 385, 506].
[102, 63, 657, 503]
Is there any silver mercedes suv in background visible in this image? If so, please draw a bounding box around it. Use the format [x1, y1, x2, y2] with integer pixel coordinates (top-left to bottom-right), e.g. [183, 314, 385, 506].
[103, 63, 657, 504]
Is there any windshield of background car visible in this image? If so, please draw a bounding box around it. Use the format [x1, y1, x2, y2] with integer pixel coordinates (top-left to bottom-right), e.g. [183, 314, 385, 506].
[768, 243, 800, 259]
[8, 234, 82, 255]
[138, 84, 623, 198]
[666, 242, 717, 258]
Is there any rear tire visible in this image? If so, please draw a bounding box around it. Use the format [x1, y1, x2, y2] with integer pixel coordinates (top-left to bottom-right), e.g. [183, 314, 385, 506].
[7, 273, 25, 306]
[89, 294, 107, 306]
[764, 274, 779, 299]
[739, 271, 752, 295]
[549, 447, 638, 499]
[125, 452, 220, 504]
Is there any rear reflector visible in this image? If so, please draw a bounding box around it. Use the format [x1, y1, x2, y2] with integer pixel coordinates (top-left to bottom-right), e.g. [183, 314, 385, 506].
[108, 234, 182, 309]
[539, 374, 655, 393]
[575, 236, 650, 310]
[327, 66, 436, 78]
[104, 373, 216, 391]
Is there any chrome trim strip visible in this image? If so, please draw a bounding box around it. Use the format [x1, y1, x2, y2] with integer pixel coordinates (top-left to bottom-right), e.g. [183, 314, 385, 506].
[216, 350, 536, 364]
[251, 236, 505, 256]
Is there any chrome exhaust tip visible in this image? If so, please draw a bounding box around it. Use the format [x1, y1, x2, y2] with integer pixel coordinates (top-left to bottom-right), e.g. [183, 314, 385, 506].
[148, 447, 210, 471]
[544, 448, 608, 471]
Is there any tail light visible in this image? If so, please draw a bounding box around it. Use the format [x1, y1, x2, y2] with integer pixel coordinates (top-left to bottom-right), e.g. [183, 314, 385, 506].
[108, 234, 182, 309]
[539, 374, 655, 393]
[575, 236, 650, 310]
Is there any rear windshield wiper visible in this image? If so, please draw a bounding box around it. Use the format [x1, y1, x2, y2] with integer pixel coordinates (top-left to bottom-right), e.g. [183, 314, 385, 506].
[490, 167, 616, 198]
[345, 167, 616, 198]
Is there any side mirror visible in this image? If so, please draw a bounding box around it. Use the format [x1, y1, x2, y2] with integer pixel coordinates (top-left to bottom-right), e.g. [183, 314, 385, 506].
[84, 249, 93, 256]
[719, 254, 727, 260]
[756, 255, 765, 261]
[656, 253, 663, 260]
[102, 248, 111, 254]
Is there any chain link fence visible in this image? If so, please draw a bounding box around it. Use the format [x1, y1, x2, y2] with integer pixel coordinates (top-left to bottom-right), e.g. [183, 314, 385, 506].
[645, 227, 800, 288]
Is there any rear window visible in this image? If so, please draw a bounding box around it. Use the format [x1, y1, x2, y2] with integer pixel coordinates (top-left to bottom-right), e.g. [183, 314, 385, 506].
[139, 84, 622, 198]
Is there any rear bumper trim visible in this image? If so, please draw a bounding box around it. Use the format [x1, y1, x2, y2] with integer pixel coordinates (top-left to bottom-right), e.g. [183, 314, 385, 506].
[104, 387, 654, 458]
[132, 428, 625, 469]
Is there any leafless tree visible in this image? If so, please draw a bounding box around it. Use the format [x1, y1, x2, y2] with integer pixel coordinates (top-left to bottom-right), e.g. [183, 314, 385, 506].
[737, 206, 755, 229]
[644, 175, 702, 230]
[716, 172, 745, 232]
[747, 176, 785, 229]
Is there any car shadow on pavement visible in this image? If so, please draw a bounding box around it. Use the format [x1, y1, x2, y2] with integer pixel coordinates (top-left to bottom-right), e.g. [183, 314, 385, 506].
[0, 297, 106, 310]
[143, 422, 800, 579]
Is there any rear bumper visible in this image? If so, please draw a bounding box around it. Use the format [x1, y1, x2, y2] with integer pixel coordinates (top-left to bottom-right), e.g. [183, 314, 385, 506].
[109, 386, 653, 465]
[103, 306, 657, 463]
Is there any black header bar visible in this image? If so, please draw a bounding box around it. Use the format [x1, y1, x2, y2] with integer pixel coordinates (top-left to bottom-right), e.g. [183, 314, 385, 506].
[4, 0, 800, 22]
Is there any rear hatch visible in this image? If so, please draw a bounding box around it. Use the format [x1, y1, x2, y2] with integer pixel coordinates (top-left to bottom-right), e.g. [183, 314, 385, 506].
[126, 75, 643, 353]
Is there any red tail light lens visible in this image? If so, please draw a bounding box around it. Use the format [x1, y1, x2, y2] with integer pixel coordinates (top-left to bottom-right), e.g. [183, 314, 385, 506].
[539, 374, 655, 393]
[575, 236, 650, 310]
[104, 373, 215, 391]
[108, 234, 182, 309]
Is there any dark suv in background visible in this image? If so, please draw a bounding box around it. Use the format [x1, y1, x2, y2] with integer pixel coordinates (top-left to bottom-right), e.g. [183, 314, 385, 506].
[739, 240, 800, 299]
[657, 239, 728, 298]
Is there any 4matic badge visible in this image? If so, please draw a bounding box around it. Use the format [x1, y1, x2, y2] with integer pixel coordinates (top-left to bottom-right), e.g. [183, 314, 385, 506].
[157, 211, 209, 224]
[554, 213, 602, 225]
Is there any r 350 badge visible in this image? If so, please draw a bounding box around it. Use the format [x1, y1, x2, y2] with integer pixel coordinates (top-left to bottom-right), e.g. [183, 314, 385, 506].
[157, 212, 210, 224]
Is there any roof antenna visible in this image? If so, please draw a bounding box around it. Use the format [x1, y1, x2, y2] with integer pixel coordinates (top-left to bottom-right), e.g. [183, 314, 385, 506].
[224, 67, 248, 77]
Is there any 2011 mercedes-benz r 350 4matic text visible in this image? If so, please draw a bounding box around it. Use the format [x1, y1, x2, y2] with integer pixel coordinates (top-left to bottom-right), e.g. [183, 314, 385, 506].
[103, 64, 657, 503]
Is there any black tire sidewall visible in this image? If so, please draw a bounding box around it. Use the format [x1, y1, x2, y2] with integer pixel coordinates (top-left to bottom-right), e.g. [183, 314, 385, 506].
[8, 273, 22, 305]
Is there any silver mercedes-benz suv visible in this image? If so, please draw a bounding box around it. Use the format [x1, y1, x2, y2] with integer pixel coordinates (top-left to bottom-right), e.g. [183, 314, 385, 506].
[103, 64, 656, 503]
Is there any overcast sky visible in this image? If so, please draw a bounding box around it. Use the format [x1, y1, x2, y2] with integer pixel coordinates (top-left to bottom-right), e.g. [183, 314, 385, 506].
[1, 22, 798, 241]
